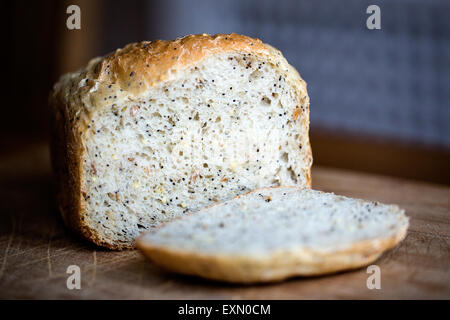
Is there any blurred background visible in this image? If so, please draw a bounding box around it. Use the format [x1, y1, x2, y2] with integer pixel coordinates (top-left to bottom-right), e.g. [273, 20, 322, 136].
[5, 0, 450, 184]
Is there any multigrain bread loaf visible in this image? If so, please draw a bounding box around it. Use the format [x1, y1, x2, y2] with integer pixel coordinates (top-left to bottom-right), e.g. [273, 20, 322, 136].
[50, 34, 312, 249]
[136, 187, 409, 283]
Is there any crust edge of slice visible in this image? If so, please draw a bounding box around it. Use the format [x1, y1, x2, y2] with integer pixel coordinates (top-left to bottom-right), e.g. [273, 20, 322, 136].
[136, 188, 408, 283]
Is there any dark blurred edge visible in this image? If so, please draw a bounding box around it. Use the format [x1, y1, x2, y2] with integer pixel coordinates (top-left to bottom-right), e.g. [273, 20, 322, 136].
[310, 128, 450, 185]
[7, 0, 62, 137]
[5, 0, 450, 186]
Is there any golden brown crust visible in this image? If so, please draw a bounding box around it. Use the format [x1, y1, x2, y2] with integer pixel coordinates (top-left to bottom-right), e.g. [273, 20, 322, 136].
[136, 224, 408, 283]
[53, 33, 309, 133]
[50, 33, 312, 250]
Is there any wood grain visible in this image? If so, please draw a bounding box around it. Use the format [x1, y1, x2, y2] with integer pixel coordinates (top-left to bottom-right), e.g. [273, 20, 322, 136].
[0, 142, 449, 299]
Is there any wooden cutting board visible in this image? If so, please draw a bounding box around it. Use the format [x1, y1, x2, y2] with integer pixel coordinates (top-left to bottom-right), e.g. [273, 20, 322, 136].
[0, 142, 449, 299]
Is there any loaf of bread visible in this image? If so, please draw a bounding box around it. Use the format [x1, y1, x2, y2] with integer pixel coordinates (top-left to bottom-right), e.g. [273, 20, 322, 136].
[136, 187, 409, 283]
[50, 34, 312, 249]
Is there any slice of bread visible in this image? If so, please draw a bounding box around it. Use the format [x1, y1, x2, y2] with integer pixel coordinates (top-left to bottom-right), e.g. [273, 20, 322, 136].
[136, 187, 409, 283]
[50, 34, 312, 249]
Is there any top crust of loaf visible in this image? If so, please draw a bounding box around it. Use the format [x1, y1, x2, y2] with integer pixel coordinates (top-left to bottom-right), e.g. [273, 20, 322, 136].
[51, 33, 308, 131]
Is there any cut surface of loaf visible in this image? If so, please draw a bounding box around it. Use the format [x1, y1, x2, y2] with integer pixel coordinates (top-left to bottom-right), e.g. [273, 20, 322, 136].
[50, 34, 312, 249]
[136, 187, 409, 283]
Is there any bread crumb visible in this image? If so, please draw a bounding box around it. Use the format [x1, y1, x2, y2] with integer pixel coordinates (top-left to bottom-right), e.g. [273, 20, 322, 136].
[230, 161, 239, 169]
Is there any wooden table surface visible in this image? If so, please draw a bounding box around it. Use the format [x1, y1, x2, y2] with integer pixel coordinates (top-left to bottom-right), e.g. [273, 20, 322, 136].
[0, 142, 449, 299]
